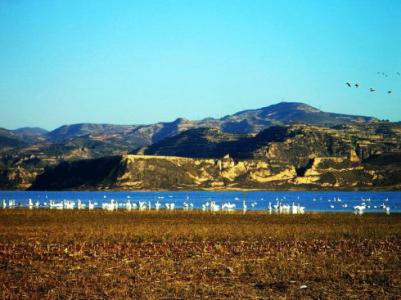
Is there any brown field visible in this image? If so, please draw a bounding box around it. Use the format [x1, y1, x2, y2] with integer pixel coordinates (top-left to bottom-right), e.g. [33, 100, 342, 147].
[0, 210, 400, 299]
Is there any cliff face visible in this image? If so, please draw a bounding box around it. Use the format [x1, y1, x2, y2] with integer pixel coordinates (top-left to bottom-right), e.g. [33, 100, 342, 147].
[116, 155, 296, 190]
[29, 153, 401, 191]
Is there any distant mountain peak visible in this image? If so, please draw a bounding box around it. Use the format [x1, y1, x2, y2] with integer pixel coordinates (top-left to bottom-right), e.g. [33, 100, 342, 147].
[172, 117, 189, 124]
[15, 127, 48, 135]
[267, 102, 322, 113]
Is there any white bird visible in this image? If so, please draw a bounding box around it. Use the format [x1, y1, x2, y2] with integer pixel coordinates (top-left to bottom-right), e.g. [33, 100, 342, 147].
[8, 199, 16, 208]
[77, 199, 85, 210]
[354, 204, 366, 215]
[102, 199, 117, 211]
[63, 199, 75, 210]
[139, 201, 147, 211]
[49, 200, 64, 210]
[126, 200, 132, 211]
[210, 201, 220, 212]
[385, 206, 390, 215]
[165, 203, 175, 210]
[28, 198, 33, 209]
[222, 202, 236, 211]
[242, 200, 247, 213]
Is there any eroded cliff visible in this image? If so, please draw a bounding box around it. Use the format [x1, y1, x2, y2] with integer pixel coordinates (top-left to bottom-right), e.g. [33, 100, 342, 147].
[29, 153, 401, 191]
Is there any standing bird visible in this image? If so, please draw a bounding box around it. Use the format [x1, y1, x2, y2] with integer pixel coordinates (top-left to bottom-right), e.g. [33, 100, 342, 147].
[346, 82, 352, 87]
[355, 83, 359, 88]
[370, 88, 376, 92]
[388, 91, 392, 94]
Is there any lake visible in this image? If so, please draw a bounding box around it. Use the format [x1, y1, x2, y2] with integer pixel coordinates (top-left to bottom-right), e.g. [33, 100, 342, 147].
[0, 191, 400, 213]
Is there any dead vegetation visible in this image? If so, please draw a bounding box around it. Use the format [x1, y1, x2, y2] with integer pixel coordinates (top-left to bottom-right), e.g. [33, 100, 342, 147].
[0, 210, 400, 299]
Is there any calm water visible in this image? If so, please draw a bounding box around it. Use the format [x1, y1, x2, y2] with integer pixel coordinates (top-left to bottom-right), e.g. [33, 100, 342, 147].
[0, 191, 400, 213]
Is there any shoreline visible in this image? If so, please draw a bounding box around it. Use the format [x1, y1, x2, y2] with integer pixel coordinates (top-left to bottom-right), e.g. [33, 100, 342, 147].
[3, 186, 401, 192]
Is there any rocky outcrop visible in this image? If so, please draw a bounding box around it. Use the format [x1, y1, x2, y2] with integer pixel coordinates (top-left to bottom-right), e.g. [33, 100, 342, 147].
[29, 153, 401, 191]
[0, 167, 39, 190]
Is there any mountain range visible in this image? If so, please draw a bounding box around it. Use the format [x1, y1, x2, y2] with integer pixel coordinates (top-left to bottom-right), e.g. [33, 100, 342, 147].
[2, 102, 378, 148]
[1, 101, 400, 191]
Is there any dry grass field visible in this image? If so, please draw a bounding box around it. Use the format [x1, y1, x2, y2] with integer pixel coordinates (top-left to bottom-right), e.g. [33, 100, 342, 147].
[0, 210, 400, 299]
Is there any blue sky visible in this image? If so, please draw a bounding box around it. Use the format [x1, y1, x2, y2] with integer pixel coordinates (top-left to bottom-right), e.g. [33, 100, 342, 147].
[1, 0, 400, 130]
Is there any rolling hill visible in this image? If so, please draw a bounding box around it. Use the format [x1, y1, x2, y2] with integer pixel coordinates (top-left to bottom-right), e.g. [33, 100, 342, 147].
[2, 101, 398, 190]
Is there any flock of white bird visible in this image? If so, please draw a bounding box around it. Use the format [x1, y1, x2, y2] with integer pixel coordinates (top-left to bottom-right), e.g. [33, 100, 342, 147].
[0, 196, 394, 215]
[352, 199, 391, 215]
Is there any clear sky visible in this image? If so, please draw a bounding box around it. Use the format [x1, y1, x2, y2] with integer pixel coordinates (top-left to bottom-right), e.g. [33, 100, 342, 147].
[1, 0, 400, 130]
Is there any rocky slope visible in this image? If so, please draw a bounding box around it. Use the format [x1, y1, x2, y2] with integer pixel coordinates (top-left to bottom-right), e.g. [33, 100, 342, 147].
[1, 102, 398, 190]
[3, 121, 401, 190]
[28, 120, 401, 191]
[44, 102, 378, 145]
[0, 102, 379, 154]
[29, 153, 401, 191]
[140, 122, 401, 166]
[220, 102, 376, 132]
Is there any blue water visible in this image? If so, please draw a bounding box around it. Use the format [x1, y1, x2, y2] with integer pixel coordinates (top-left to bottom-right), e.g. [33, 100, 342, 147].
[0, 191, 400, 212]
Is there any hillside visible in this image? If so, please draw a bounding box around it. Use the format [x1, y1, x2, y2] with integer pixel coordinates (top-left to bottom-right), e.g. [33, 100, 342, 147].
[141, 122, 401, 167]
[14, 127, 48, 136]
[44, 102, 378, 145]
[27, 121, 401, 191]
[1, 102, 397, 190]
[1, 102, 377, 148]
[29, 153, 401, 191]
